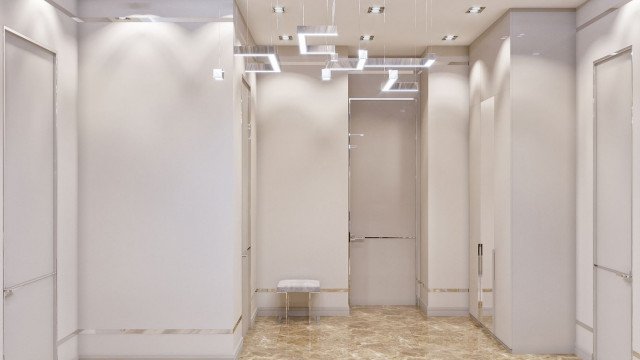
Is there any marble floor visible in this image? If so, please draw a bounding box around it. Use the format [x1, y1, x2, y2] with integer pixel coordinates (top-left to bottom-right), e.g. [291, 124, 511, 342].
[240, 306, 579, 360]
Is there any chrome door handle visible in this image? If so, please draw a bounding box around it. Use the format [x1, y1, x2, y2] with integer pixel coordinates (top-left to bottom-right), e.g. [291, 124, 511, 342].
[618, 273, 632, 280]
[350, 235, 365, 242]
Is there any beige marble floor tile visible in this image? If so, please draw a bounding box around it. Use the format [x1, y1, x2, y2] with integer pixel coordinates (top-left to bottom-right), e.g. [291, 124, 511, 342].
[240, 306, 579, 360]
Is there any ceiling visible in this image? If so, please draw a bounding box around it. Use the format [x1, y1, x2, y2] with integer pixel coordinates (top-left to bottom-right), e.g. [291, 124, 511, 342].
[235, 0, 587, 56]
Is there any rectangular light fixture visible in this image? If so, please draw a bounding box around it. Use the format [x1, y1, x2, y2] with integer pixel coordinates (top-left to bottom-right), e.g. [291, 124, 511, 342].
[273, 6, 285, 13]
[357, 49, 368, 70]
[213, 68, 225, 80]
[297, 25, 338, 55]
[234, 45, 281, 73]
[322, 68, 332, 81]
[424, 53, 437, 67]
[442, 34, 458, 41]
[365, 55, 437, 69]
[367, 6, 385, 14]
[279, 35, 294, 41]
[382, 70, 399, 91]
[360, 35, 375, 41]
[466, 6, 485, 14]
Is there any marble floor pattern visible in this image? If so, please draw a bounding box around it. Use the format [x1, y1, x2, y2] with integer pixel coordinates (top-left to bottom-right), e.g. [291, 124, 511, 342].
[240, 306, 579, 360]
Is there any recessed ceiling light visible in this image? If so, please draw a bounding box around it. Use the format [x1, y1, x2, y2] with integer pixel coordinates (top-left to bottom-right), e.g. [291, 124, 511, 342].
[273, 6, 285, 14]
[442, 34, 459, 41]
[360, 35, 374, 41]
[367, 6, 385, 14]
[466, 6, 486, 14]
[279, 35, 293, 40]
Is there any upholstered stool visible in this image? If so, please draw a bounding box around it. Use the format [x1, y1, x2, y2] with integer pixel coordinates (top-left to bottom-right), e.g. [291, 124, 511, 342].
[276, 279, 320, 324]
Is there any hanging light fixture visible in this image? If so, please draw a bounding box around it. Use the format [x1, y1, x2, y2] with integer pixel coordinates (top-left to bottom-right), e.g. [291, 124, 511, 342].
[297, 0, 339, 55]
[234, 45, 282, 73]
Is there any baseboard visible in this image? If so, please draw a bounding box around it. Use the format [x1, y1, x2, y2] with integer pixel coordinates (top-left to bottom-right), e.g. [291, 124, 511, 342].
[427, 307, 469, 317]
[81, 357, 236, 360]
[257, 306, 350, 317]
[233, 338, 243, 360]
[574, 346, 592, 360]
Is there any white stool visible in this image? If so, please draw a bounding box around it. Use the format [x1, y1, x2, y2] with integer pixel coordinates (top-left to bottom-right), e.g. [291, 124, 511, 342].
[276, 279, 320, 324]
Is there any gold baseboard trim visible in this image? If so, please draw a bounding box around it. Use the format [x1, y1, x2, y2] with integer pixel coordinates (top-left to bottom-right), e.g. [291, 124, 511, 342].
[256, 288, 349, 293]
[427, 288, 493, 293]
[576, 320, 593, 333]
[78, 316, 242, 336]
[429, 288, 469, 293]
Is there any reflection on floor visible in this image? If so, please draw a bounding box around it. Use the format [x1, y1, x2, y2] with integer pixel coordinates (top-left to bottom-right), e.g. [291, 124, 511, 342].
[240, 306, 578, 360]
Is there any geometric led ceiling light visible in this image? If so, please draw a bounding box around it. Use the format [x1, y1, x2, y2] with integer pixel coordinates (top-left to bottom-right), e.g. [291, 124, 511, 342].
[234, 45, 281, 73]
[381, 69, 419, 93]
[365, 53, 436, 68]
[297, 25, 338, 55]
[321, 49, 368, 77]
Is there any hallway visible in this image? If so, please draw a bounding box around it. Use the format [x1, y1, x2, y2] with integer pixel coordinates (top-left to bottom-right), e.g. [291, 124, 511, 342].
[240, 307, 579, 360]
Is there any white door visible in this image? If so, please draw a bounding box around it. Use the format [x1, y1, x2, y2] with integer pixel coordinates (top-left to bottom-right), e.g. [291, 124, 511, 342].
[241, 80, 252, 336]
[3, 30, 57, 360]
[349, 99, 417, 306]
[594, 48, 633, 360]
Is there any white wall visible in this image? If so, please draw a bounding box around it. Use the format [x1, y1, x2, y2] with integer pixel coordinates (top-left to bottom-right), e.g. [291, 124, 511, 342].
[470, 10, 576, 354]
[77, 15, 243, 359]
[423, 47, 470, 316]
[0, 0, 79, 359]
[255, 66, 349, 315]
[575, 0, 640, 358]
[469, 13, 513, 346]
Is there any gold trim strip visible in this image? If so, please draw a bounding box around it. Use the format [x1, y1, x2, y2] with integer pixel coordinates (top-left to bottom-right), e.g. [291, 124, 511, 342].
[57, 329, 80, 346]
[256, 288, 349, 293]
[79, 316, 243, 336]
[576, 320, 593, 333]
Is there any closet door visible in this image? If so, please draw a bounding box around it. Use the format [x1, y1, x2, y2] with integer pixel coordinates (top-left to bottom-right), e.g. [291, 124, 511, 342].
[3, 29, 57, 360]
[349, 99, 417, 305]
[594, 48, 633, 360]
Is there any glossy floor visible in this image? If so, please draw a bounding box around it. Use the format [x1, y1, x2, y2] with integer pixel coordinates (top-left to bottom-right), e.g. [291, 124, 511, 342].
[240, 306, 579, 360]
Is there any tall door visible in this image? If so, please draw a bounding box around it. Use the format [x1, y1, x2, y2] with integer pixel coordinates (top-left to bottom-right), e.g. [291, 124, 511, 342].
[349, 99, 417, 306]
[594, 48, 633, 360]
[241, 80, 252, 336]
[3, 30, 57, 360]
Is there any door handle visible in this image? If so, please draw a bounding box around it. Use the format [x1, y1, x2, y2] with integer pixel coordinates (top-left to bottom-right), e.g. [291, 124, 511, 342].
[350, 235, 365, 242]
[594, 264, 632, 281]
[478, 244, 483, 276]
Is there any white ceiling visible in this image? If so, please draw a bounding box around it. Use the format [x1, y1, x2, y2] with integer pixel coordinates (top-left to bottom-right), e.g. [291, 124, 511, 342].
[235, 0, 588, 56]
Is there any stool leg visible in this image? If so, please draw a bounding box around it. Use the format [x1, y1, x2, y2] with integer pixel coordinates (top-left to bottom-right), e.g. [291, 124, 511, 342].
[308, 292, 311, 325]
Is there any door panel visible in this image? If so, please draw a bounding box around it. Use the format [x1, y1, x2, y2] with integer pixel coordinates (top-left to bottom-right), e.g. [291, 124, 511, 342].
[594, 48, 633, 360]
[349, 100, 417, 305]
[4, 30, 56, 360]
[4, 31, 55, 287]
[241, 81, 252, 335]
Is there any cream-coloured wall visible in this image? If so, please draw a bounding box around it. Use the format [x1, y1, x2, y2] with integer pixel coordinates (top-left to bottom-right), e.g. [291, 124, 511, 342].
[469, 13, 513, 347]
[77, 17, 243, 358]
[575, 1, 640, 358]
[255, 66, 349, 315]
[470, 10, 576, 354]
[424, 47, 470, 316]
[0, 0, 79, 359]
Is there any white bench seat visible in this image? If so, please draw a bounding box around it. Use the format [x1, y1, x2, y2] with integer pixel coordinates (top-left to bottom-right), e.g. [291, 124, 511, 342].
[276, 279, 320, 324]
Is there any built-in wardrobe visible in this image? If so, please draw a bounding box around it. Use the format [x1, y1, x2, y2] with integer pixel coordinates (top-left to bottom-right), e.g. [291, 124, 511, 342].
[468, 10, 576, 354]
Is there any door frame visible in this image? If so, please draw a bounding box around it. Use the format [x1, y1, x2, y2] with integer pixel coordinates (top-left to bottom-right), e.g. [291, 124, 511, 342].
[592, 45, 634, 360]
[240, 76, 252, 334]
[2, 26, 59, 360]
[347, 97, 420, 307]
